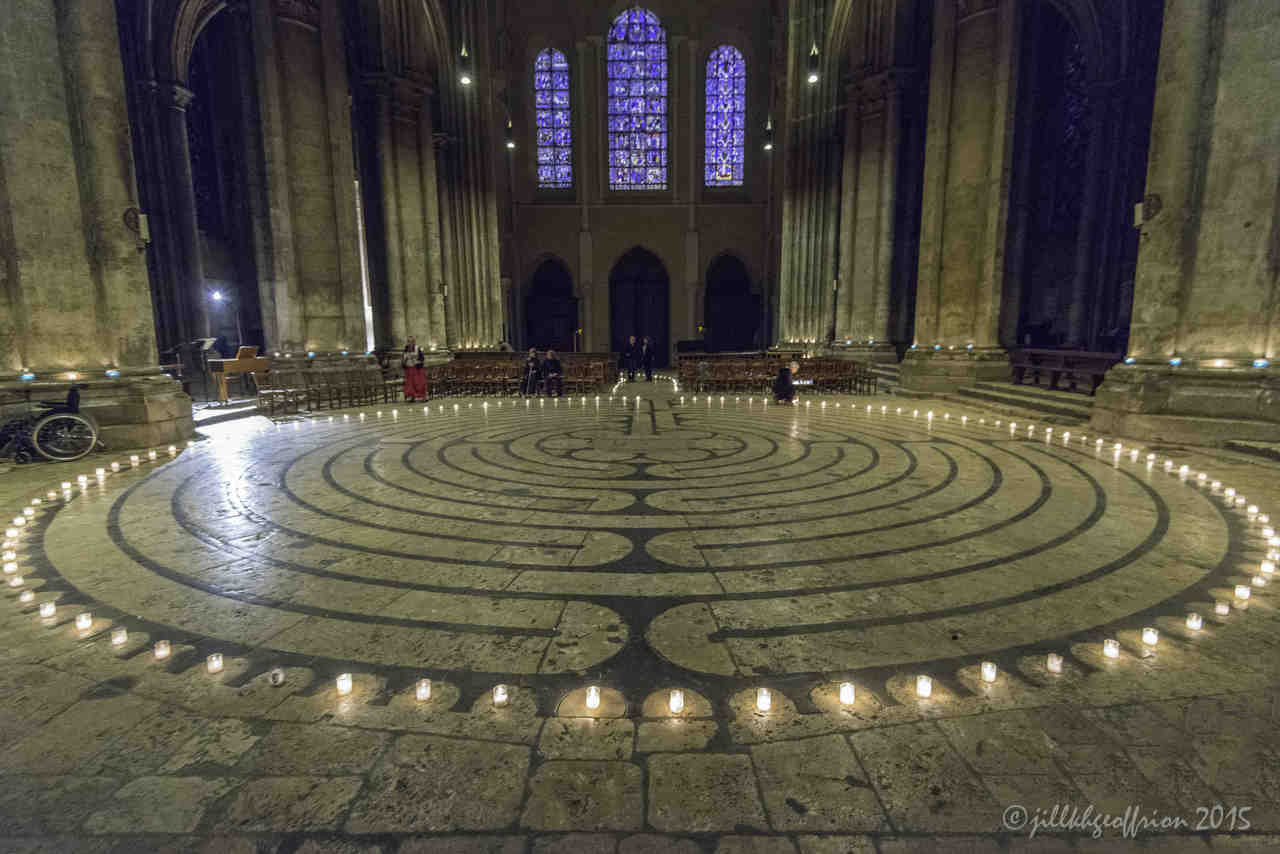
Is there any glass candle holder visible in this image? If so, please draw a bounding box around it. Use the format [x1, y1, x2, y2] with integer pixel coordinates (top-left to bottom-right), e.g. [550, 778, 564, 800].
[111, 627, 128, 645]
[1103, 639, 1120, 658]
[75, 612, 92, 631]
[336, 673, 353, 695]
[147, 450, 157, 460]
[492, 684, 509, 706]
[154, 639, 170, 659]
[110, 462, 120, 472]
[756, 687, 771, 712]
[668, 689, 684, 715]
[39, 601, 55, 618]
[19, 590, 33, 603]
[416, 678, 432, 701]
[1186, 613, 1203, 630]
[1235, 584, 1251, 600]
[981, 661, 998, 683]
[915, 675, 933, 698]
[1215, 601, 1230, 616]
[1142, 627, 1158, 646]
[586, 685, 601, 710]
[839, 682, 855, 705]
[206, 653, 223, 673]
[7, 575, 22, 587]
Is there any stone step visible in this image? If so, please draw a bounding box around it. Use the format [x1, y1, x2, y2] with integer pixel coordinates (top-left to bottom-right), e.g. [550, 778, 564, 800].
[948, 385, 1091, 424]
[971, 380, 1095, 405]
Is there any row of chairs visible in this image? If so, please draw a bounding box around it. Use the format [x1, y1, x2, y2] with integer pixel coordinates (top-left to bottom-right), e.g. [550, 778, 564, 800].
[680, 358, 876, 394]
[256, 365, 400, 415]
[427, 358, 613, 396]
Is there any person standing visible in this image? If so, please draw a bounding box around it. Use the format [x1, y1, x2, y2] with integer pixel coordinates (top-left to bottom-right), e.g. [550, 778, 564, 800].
[402, 336, 427, 401]
[542, 350, 564, 397]
[624, 335, 639, 382]
[522, 348, 541, 395]
[640, 336, 655, 382]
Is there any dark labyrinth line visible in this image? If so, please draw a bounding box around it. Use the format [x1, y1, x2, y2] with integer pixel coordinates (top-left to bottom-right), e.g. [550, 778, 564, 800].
[710, 441, 1175, 637]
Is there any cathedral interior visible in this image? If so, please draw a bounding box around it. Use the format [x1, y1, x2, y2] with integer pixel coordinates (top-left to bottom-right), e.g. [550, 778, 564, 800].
[1, 0, 1279, 851]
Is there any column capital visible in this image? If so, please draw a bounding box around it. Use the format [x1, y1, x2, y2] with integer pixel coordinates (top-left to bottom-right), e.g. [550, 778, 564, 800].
[360, 72, 434, 121]
[142, 81, 195, 110]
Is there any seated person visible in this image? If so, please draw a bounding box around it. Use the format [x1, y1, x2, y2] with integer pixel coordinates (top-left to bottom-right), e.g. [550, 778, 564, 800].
[773, 361, 799, 404]
[542, 349, 564, 397]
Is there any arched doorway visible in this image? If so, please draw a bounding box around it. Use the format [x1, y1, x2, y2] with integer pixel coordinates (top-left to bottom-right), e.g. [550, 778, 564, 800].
[524, 259, 577, 352]
[704, 254, 759, 352]
[610, 248, 670, 367]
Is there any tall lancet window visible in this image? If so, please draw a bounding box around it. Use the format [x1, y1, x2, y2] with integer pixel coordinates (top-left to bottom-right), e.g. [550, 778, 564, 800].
[705, 45, 745, 186]
[534, 48, 572, 188]
[606, 7, 668, 190]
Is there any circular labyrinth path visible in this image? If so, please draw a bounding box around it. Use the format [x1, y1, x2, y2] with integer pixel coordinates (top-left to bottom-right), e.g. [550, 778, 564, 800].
[19, 379, 1253, 706]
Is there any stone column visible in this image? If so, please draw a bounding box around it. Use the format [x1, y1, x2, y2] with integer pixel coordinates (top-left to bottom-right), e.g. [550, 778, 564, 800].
[0, 0, 190, 443]
[155, 82, 212, 342]
[420, 106, 446, 351]
[1092, 0, 1280, 444]
[835, 71, 907, 363]
[900, 0, 1018, 394]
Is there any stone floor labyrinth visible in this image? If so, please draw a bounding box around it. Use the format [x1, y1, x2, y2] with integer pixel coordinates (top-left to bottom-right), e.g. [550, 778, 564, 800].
[17, 382, 1262, 694]
[4, 380, 1280, 848]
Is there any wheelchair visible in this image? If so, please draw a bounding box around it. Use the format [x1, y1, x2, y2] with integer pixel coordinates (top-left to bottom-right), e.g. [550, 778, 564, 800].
[0, 385, 101, 463]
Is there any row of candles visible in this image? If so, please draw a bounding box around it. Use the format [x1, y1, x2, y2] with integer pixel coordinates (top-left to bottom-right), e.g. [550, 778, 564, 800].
[5, 389, 1275, 717]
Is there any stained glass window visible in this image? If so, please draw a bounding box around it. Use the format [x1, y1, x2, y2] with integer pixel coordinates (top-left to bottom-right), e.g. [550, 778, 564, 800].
[534, 48, 572, 189]
[705, 45, 746, 187]
[606, 7, 667, 190]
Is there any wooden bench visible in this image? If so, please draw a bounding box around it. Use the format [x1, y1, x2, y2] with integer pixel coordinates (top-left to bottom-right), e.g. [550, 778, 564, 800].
[1010, 349, 1119, 395]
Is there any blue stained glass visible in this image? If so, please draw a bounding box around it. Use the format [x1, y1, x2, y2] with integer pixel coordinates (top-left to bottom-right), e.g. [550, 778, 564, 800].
[607, 8, 667, 190]
[705, 45, 745, 187]
[534, 48, 572, 188]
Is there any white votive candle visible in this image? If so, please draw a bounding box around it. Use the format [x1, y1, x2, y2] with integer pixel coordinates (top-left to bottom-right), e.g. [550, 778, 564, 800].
[336, 673, 353, 695]
[154, 639, 170, 659]
[492, 684, 509, 706]
[1235, 585, 1251, 600]
[416, 678, 432, 701]
[1215, 601, 1230, 616]
[1142, 627, 1158, 646]
[915, 675, 933, 698]
[147, 450, 157, 460]
[839, 682, 855, 705]
[130, 455, 139, 466]
[110, 462, 120, 472]
[111, 627, 128, 645]
[206, 653, 223, 673]
[1103, 639, 1120, 658]
[75, 612, 92, 631]
[756, 687, 771, 712]
[3, 562, 15, 574]
[981, 662, 998, 683]
[19, 590, 33, 603]
[668, 689, 684, 715]
[1186, 613, 1202, 630]
[7, 575, 21, 587]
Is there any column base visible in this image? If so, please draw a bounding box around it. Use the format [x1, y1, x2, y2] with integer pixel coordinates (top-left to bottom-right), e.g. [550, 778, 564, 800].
[898, 347, 1011, 395]
[1091, 362, 1280, 445]
[1, 373, 194, 452]
[828, 342, 899, 364]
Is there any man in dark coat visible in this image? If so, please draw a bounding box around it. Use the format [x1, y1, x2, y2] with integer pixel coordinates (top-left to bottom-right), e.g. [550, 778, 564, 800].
[774, 360, 798, 404]
[623, 335, 639, 381]
[640, 336, 655, 382]
[522, 348, 541, 395]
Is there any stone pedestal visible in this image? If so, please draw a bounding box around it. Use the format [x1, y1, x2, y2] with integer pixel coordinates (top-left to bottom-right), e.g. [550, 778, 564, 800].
[1092, 362, 1280, 445]
[829, 342, 899, 365]
[898, 347, 1011, 395]
[1, 373, 193, 451]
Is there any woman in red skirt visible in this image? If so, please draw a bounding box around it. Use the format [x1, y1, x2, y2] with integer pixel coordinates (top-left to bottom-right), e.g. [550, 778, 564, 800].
[402, 336, 427, 401]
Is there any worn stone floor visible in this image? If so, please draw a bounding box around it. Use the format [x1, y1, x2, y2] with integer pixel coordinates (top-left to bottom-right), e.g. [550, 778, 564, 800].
[1, 378, 1278, 853]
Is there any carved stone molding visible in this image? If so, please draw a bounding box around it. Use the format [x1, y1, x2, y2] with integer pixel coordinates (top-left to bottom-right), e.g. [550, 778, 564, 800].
[274, 0, 320, 30]
[362, 73, 434, 122]
[956, 0, 998, 24]
[143, 80, 196, 111]
[848, 68, 918, 117]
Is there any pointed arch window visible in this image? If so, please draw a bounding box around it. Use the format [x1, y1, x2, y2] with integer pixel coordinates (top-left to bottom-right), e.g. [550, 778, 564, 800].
[606, 7, 667, 190]
[534, 48, 572, 188]
[705, 45, 746, 187]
